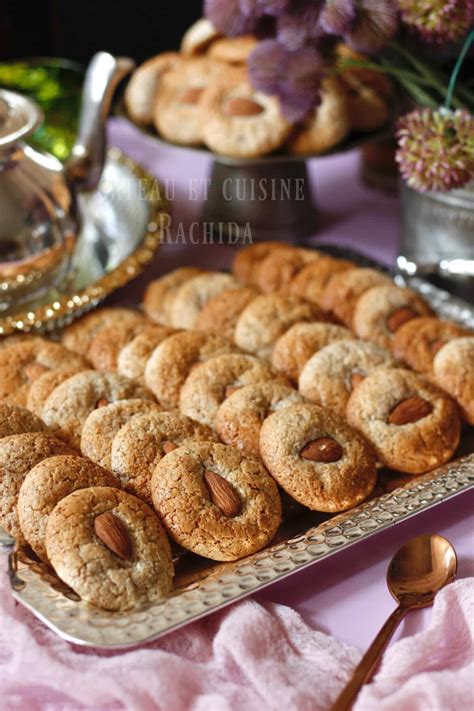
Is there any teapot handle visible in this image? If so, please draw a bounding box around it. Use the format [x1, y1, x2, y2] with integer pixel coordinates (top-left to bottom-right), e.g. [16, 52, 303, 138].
[66, 52, 135, 192]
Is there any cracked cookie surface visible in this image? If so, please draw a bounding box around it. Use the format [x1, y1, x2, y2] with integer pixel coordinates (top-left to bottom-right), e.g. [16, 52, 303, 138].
[391, 317, 471, 374]
[432, 337, 474, 425]
[0, 403, 47, 439]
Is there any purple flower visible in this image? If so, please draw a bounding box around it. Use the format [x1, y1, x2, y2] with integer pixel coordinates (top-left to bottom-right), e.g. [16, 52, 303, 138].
[277, 0, 325, 50]
[204, 0, 259, 36]
[320, 0, 356, 35]
[398, 0, 474, 44]
[320, 0, 398, 51]
[248, 39, 324, 120]
[240, 0, 291, 15]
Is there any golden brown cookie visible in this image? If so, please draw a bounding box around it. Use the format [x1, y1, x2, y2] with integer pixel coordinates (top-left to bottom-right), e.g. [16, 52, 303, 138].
[17, 455, 119, 562]
[299, 340, 398, 415]
[289, 77, 350, 155]
[111, 410, 217, 503]
[144, 331, 236, 408]
[0, 334, 45, 350]
[125, 52, 181, 125]
[391, 317, 471, 373]
[81, 399, 163, 469]
[0, 341, 88, 407]
[234, 292, 323, 359]
[432, 337, 474, 425]
[259, 403, 377, 511]
[288, 255, 355, 307]
[117, 325, 177, 384]
[0, 403, 47, 439]
[346, 367, 461, 474]
[62, 307, 146, 357]
[320, 267, 392, 327]
[179, 353, 288, 427]
[26, 366, 88, 417]
[232, 241, 295, 286]
[46, 486, 173, 611]
[352, 285, 435, 350]
[151, 442, 282, 561]
[216, 382, 304, 458]
[180, 18, 221, 55]
[168, 272, 239, 329]
[208, 36, 257, 64]
[87, 320, 150, 372]
[143, 267, 203, 325]
[0, 432, 73, 539]
[42, 371, 154, 448]
[194, 287, 258, 340]
[200, 69, 292, 158]
[254, 247, 320, 294]
[271, 322, 354, 383]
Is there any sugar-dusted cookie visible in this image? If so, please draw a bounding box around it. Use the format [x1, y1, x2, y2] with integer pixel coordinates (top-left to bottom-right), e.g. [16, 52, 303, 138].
[391, 317, 471, 374]
[168, 272, 239, 329]
[0, 433, 73, 539]
[194, 287, 258, 340]
[0, 403, 47, 439]
[26, 366, 87, 417]
[179, 353, 287, 427]
[208, 36, 257, 64]
[234, 293, 323, 359]
[432, 337, 474, 425]
[232, 241, 295, 286]
[144, 331, 236, 408]
[254, 247, 320, 294]
[0, 340, 88, 407]
[288, 255, 355, 307]
[299, 340, 398, 416]
[271, 322, 354, 383]
[260, 403, 377, 511]
[143, 267, 203, 325]
[346, 368, 461, 473]
[46, 486, 173, 611]
[352, 285, 435, 350]
[125, 52, 181, 125]
[18, 455, 119, 562]
[111, 410, 217, 503]
[81, 399, 163, 469]
[42, 371, 154, 448]
[320, 267, 392, 327]
[117, 325, 177, 384]
[151, 442, 281, 561]
[216, 382, 304, 458]
[62, 307, 146, 357]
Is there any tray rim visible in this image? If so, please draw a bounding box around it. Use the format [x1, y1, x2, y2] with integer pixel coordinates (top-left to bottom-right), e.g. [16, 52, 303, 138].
[0, 148, 168, 337]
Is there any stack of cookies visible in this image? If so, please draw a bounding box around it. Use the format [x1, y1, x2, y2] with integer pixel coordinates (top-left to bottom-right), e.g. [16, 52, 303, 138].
[124, 18, 392, 158]
[0, 240, 471, 612]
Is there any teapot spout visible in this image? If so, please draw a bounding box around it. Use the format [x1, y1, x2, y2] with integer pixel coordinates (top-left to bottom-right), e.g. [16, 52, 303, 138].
[66, 52, 134, 192]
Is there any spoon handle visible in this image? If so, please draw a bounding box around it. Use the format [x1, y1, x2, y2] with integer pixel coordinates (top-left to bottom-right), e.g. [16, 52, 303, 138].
[330, 605, 408, 711]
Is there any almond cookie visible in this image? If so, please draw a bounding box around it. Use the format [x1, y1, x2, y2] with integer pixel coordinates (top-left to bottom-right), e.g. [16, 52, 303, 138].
[181, 18, 220, 55]
[145, 331, 236, 408]
[46, 486, 173, 611]
[0, 334, 45, 350]
[432, 337, 474, 425]
[0, 403, 47, 439]
[18, 455, 119, 562]
[259, 403, 377, 512]
[255, 247, 320, 294]
[216, 382, 304, 458]
[81, 399, 163, 469]
[0, 341, 88, 407]
[42, 371, 154, 448]
[179, 353, 288, 427]
[299, 340, 398, 415]
[346, 367, 461, 474]
[200, 69, 292, 158]
[26, 366, 87, 417]
[232, 241, 295, 286]
[320, 267, 392, 327]
[194, 287, 258, 340]
[143, 267, 202, 325]
[125, 52, 181, 125]
[271, 322, 354, 384]
[234, 293, 324, 359]
[62, 307, 146, 357]
[87, 320, 150, 372]
[208, 36, 257, 64]
[0, 432, 73, 539]
[289, 77, 350, 155]
[352, 285, 435, 350]
[168, 272, 239, 329]
[391, 317, 471, 374]
[111, 411, 217, 503]
[117, 325, 177, 384]
[154, 58, 223, 146]
[151, 442, 282, 561]
[288, 255, 355, 308]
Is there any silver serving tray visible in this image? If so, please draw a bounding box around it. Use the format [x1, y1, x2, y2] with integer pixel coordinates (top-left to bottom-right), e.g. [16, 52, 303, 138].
[3, 275, 474, 648]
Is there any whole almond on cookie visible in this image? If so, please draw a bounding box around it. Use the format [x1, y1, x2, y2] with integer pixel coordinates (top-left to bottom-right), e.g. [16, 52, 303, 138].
[388, 396, 433, 425]
[300, 437, 343, 463]
[94, 511, 133, 561]
[203, 469, 241, 517]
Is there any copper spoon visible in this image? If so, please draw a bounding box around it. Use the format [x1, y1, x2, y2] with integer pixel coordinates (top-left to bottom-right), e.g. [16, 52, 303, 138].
[331, 534, 457, 711]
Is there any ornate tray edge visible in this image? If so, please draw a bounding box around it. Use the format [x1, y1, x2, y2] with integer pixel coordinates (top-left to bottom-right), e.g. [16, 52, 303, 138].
[0, 148, 168, 337]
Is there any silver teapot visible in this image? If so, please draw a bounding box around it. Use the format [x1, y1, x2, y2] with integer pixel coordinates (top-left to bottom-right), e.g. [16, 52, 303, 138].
[0, 52, 134, 305]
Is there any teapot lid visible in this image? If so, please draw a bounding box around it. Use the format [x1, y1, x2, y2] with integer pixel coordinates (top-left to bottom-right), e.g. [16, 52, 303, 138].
[0, 89, 43, 149]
